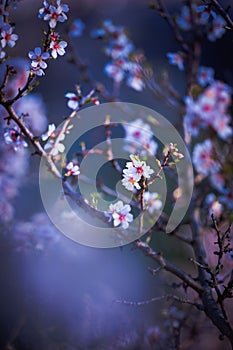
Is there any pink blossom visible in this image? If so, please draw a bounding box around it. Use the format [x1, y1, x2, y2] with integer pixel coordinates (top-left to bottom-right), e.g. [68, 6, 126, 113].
[43, 0, 69, 29]
[122, 168, 141, 191]
[1, 26, 18, 48]
[28, 47, 50, 75]
[109, 201, 133, 229]
[50, 40, 67, 58]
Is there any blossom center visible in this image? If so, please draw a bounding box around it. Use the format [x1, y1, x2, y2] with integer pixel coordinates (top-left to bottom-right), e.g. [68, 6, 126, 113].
[119, 213, 126, 222]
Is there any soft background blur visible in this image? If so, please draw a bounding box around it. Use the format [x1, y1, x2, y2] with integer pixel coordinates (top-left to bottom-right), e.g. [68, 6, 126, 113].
[0, 0, 233, 349]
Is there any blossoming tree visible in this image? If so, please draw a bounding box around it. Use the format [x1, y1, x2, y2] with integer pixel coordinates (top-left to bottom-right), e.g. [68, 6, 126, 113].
[0, 0, 233, 349]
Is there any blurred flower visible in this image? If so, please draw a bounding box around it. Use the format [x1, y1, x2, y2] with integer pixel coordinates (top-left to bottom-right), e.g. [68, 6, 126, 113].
[126, 62, 144, 91]
[205, 193, 222, 217]
[207, 15, 226, 41]
[69, 19, 85, 37]
[196, 5, 216, 22]
[123, 118, 157, 156]
[4, 127, 28, 151]
[167, 52, 184, 70]
[176, 6, 192, 31]
[212, 113, 232, 140]
[197, 66, 214, 87]
[193, 139, 220, 176]
[210, 173, 225, 192]
[144, 192, 162, 214]
[0, 25, 18, 48]
[183, 81, 232, 140]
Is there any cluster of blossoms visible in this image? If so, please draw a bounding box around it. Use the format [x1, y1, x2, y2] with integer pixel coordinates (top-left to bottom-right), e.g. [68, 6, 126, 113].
[122, 154, 154, 191]
[92, 20, 144, 91]
[189, 80, 233, 212]
[123, 119, 158, 156]
[176, 4, 226, 41]
[0, 2, 18, 60]
[184, 81, 232, 141]
[167, 5, 226, 71]
[107, 200, 133, 229]
[28, 0, 68, 76]
[193, 138, 233, 211]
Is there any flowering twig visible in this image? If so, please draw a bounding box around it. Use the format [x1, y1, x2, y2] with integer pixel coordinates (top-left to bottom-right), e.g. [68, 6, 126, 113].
[209, 0, 233, 30]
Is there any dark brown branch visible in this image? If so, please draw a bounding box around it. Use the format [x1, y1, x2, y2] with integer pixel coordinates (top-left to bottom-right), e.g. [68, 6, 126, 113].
[191, 209, 233, 347]
[153, 0, 190, 53]
[135, 239, 203, 294]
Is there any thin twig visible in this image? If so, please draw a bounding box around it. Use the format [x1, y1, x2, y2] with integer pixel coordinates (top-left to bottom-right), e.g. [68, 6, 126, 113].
[114, 294, 203, 310]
